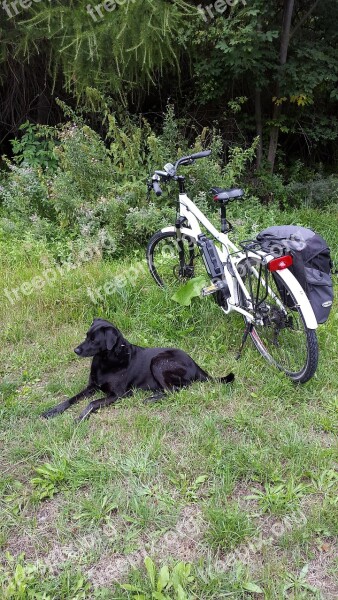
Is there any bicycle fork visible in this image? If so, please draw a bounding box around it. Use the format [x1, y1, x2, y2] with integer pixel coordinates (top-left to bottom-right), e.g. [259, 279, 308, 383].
[175, 216, 194, 278]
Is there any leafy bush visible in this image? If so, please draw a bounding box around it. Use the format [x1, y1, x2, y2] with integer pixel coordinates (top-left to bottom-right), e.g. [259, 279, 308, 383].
[251, 165, 338, 209]
[285, 175, 338, 208]
[125, 203, 174, 244]
[249, 171, 288, 206]
[0, 163, 53, 223]
[54, 124, 113, 202]
[11, 121, 59, 172]
[7, 105, 332, 260]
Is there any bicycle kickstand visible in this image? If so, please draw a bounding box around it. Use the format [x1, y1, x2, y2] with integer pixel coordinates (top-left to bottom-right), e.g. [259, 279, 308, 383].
[236, 321, 253, 360]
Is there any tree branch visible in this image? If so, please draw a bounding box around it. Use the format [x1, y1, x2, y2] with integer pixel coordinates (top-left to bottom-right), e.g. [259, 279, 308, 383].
[290, 0, 321, 39]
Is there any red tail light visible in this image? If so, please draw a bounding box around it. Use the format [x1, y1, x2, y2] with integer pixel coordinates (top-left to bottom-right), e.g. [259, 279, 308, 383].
[268, 255, 293, 272]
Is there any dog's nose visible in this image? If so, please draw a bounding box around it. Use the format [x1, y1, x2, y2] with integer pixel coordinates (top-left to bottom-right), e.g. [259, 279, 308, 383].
[74, 347, 82, 355]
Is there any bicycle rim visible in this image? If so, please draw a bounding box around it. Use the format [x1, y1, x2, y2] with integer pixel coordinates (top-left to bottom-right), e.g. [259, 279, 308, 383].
[147, 231, 203, 288]
[240, 269, 318, 382]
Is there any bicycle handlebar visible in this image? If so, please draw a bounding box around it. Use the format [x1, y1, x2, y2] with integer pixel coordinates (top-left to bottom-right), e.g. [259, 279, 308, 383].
[190, 150, 212, 160]
[152, 179, 162, 196]
[149, 149, 211, 196]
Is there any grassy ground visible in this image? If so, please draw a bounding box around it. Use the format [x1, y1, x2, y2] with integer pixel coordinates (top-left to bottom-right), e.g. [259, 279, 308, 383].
[0, 206, 337, 599]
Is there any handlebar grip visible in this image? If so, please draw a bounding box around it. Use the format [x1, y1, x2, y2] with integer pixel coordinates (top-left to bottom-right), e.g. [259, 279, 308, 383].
[190, 150, 212, 159]
[153, 180, 162, 196]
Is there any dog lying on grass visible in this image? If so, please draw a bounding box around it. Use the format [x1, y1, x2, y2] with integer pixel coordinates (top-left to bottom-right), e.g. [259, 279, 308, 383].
[42, 318, 234, 422]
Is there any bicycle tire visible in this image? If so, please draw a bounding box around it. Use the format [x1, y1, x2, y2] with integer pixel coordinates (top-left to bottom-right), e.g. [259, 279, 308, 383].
[147, 230, 199, 288]
[147, 230, 231, 313]
[238, 266, 318, 383]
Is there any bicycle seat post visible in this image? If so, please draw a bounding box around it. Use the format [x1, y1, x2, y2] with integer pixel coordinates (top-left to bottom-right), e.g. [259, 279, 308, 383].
[220, 205, 231, 233]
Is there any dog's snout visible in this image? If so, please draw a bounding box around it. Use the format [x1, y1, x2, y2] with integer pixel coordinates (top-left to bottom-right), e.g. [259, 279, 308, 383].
[74, 346, 82, 356]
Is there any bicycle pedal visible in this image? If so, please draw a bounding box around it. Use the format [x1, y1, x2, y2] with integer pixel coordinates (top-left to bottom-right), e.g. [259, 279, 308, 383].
[201, 280, 229, 297]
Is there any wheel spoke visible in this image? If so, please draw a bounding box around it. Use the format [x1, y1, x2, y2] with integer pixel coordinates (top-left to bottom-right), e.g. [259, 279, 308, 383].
[147, 231, 203, 288]
[237, 263, 318, 382]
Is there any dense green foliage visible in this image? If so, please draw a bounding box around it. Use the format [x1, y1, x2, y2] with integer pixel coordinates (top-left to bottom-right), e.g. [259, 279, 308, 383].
[1, 104, 337, 264]
[0, 106, 257, 256]
[1, 1, 337, 171]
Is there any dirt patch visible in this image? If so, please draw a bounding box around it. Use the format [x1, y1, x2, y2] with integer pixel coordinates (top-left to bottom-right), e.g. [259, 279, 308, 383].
[230, 481, 261, 511]
[35, 497, 61, 525]
[307, 544, 338, 600]
[87, 505, 207, 588]
[87, 551, 143, 588]
[5, 497, 62, 560]
[5, 534, 41, 562]
[303, 426, 336, 448]
[153, 505, 207, 563]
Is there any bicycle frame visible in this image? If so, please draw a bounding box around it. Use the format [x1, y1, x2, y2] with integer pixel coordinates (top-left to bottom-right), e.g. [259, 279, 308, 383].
[160, 192, 318, 329]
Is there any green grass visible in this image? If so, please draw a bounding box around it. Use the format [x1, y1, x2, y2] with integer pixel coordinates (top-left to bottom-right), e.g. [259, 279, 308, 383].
[0, 207, 337, 599]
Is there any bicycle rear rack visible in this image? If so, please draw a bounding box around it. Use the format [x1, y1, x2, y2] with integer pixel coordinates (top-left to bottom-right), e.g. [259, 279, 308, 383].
[239, 240, 270, 314]
[235, 240, 271, 360]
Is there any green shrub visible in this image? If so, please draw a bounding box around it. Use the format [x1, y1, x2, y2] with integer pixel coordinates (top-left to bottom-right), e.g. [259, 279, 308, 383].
[53, 124, 113, 202]
[125, 203, 174, 244]
[250, 171, 288, 206]
[11, 121, 59, 172]
[285, 175, 338, 208]
[0, 107, 277, 259]
[0, 163, 53, 223]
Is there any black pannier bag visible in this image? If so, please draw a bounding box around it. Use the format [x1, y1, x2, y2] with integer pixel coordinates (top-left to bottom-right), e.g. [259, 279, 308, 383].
[256, 225, 334, 324]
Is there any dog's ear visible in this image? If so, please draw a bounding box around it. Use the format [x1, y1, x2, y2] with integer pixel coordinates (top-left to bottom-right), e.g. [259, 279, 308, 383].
[105, 327, 116, 351]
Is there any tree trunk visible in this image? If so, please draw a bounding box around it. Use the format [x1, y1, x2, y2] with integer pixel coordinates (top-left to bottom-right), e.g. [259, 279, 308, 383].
[255, 88, 263, 170]
[267, 0, 295, 172]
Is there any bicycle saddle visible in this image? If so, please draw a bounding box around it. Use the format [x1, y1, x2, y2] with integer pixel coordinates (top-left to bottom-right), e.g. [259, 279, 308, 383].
[210, 187, 244, 203]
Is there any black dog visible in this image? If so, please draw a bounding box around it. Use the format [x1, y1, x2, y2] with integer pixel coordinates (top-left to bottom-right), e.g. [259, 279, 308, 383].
[42, 318, 234, 422]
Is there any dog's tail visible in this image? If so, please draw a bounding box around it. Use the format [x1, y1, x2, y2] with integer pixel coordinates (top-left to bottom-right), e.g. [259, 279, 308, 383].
[216, 372, 235, 384]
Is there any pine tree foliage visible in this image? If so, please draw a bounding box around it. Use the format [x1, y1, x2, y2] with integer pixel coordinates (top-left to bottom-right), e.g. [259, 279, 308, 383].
[0, 0, 337, 167]
[6, 0, 196, 95]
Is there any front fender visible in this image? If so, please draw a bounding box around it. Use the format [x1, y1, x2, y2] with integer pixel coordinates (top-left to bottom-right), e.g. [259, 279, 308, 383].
[160, 226, 197, 243]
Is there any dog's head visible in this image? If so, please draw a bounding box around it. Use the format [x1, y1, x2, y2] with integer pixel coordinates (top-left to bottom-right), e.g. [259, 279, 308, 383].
[74, 319, 123, 357]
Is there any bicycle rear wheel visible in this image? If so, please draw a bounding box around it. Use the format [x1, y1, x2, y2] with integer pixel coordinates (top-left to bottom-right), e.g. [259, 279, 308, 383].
[239, 266, 318, 383]
[147, 230, 202, 288]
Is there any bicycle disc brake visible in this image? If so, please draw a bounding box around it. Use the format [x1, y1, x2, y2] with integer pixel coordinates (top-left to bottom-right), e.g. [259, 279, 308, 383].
[260, 305, 290, 347]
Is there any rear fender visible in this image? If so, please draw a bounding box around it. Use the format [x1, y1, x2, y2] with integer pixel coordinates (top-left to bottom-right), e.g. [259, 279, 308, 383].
[275, 268, 318, 329]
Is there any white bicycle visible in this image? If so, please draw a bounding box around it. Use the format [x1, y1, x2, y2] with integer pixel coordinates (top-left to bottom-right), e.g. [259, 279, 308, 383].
[146, 150, 319, 383]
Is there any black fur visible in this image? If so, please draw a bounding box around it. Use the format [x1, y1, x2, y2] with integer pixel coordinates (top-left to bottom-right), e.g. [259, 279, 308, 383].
[42, 318, 234, 422]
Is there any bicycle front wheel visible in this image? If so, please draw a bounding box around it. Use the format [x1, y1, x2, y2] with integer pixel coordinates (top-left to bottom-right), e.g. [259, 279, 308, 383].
[147, 230, 202, 288]
[240, 268, 318, 383]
